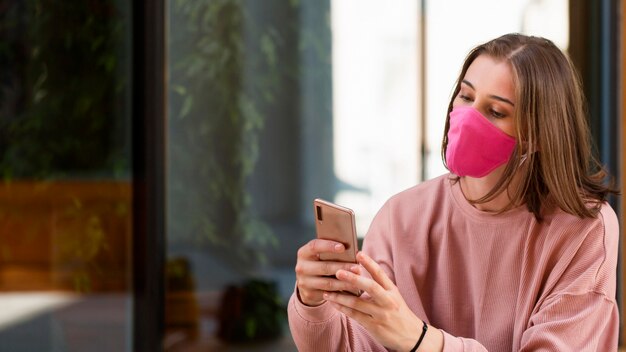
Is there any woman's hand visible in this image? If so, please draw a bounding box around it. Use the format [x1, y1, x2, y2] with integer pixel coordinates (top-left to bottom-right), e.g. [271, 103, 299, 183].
[324, 251, 443, 351]
[294, 239, 363, 306]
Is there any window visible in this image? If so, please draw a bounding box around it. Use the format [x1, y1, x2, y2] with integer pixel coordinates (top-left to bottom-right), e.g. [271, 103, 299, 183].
[0, 1, 134, 350]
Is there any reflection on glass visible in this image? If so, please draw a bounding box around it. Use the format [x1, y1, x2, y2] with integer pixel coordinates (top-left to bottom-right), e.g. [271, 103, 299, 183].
[166, 0, 331, 350]
[0, 1, 132, 351]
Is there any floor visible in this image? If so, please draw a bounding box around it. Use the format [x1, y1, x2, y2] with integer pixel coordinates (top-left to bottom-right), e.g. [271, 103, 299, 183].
[0, 292, 130, 352]
[165, 329, 297, 352]
[0, 292, 297, 352]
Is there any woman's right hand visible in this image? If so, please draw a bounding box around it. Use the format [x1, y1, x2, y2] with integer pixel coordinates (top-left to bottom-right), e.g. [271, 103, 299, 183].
[295, 239, 361, 307]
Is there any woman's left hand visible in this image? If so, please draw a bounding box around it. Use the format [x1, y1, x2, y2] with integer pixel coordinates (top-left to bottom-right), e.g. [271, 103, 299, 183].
[323, 251, 431, 351]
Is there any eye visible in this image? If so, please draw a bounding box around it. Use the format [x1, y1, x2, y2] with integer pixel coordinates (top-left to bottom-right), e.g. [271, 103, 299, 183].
[458, 94, 473, 102]
[490, 108, 506, 118]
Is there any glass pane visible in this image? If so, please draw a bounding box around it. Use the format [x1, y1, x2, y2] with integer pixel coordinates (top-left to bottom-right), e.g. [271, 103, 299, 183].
[166, 1, 304, 349]
[165, 0, 418, 350]
[0, 2, 133, 351]
[331, 0, 420, 236]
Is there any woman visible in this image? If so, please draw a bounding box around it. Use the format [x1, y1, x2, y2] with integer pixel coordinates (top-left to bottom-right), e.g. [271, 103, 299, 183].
[288, 33, 619, 351]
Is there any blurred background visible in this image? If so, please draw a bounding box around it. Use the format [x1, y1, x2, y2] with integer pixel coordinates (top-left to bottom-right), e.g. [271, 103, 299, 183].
[0, 0, 622, 351]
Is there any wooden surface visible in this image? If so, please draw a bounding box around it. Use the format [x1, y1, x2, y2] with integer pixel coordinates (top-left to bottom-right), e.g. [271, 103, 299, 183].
[0, 181, 131, 292]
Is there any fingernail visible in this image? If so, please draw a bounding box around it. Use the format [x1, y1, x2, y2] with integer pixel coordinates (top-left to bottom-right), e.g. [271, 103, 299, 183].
[335, 244, 344, 252]
[323, 293, 329, 299]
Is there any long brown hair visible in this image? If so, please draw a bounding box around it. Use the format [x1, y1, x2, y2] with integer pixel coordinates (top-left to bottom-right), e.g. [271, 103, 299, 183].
[441, 33, 617, 220]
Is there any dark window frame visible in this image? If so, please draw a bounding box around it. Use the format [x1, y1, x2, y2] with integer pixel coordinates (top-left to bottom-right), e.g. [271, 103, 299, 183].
[132, 1, 166, 351]
[569, 0, 622, 345]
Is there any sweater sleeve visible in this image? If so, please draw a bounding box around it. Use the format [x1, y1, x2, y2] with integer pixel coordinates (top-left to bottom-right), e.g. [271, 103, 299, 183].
[519, 292, 619, 351]
[517, 205, 620, 351]
[440, 204, 620, 352]
[439, 292, 618, 352]
[286, 204, 394, 352]
[287, 290, 386, 352]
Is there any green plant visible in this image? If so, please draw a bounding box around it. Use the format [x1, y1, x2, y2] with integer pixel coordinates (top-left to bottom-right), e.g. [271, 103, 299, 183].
[168, 0, 294, 269]
[217, 279, 285, 342]
[0, 1, 130, 179]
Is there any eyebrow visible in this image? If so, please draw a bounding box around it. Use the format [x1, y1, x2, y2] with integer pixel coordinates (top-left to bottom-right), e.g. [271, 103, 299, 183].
[461, 80, 515, 107]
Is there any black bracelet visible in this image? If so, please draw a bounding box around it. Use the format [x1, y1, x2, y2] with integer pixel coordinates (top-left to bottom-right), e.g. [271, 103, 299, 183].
[409, 321, 428, 352]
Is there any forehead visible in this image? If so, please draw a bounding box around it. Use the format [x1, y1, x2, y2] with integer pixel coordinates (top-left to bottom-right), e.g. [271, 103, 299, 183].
[463, 55, 516, 100]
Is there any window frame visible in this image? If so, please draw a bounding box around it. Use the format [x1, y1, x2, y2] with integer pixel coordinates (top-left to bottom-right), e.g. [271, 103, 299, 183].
[132, 1, 167, 351]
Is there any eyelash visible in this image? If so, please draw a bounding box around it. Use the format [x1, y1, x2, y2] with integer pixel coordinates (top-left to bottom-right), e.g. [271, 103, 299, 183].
[458, 94, 506, 119]
[459, 94, 472, 102]
[490, 109, 505, 118]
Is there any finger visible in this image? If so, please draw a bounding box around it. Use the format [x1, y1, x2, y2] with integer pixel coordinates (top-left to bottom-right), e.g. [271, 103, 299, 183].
[326, 301, 374, 326]
[298, 276, 362, 293]
[295, 260, 358, 278]
[335, 268, 386, 300]
[297, 287, 325, 306]
[357, 252, 395, 291]
[298, 239, 345, 259]
[349, 264, 361, 275]
[324, 292, 377, 318]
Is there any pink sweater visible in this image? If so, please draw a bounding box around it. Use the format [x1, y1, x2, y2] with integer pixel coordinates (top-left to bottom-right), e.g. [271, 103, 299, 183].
[288, 174, 619, 351]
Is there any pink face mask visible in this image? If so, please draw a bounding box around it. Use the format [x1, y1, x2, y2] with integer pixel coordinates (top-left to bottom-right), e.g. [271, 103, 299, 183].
[445, 106, 516, 178]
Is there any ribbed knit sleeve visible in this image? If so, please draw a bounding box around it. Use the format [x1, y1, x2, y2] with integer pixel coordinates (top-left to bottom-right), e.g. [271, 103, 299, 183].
[287, 292, 386, 351]
[287, 203, 393, 351]
[439, 203, 620, 351]
[516, 205, 620, 351]
[439, 292, 618, 351]
[519, 292, 618, 351]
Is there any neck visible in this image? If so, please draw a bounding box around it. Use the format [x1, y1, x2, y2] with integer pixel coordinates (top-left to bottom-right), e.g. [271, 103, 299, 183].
[459, 166, 517, 212]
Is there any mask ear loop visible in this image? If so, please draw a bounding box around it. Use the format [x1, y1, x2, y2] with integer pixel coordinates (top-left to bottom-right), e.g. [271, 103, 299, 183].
[517, 139, 539, 167]
[519, 153, 528, 166]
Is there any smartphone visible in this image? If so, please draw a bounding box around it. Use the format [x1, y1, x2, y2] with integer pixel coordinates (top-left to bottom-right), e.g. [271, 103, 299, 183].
[313, 198, 362, 296]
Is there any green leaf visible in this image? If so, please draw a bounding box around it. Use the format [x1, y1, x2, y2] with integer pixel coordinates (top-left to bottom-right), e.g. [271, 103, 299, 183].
[260, 33, 276, 67]
[172, 84, 187, 96]
[245, 318, 257, 338]
[180, 96, 194, 118]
